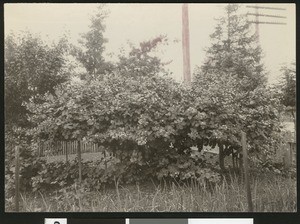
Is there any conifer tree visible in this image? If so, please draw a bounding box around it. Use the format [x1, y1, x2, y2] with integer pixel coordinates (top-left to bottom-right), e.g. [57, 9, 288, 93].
[275, 62, 296, 123]
[192, 4, 281, 168]
[194, 4, 267, 91]
[72, 5, 113, 80]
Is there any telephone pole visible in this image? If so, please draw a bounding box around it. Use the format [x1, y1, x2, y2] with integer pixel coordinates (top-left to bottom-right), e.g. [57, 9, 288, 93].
[182, 3, 191, 84]
[246, 5, 287, 43]
[255, 5, 259, 41]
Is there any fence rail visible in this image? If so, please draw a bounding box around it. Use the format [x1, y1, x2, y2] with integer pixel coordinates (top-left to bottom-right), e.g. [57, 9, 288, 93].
[37, 140, 296, 167]
[37, 141, 106, 157]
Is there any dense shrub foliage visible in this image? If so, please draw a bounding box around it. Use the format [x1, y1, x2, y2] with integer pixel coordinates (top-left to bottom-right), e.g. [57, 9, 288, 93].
[6, 152, 222, 198]
[5, 32, 70, 128]
[5, 128, 45, 206]
[24, 34, 282, 189]
[5, 5, 289, 203]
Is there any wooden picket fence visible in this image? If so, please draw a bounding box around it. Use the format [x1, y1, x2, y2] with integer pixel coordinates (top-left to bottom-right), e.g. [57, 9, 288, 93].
[37, 140, 105, 157]
[37, 139, 296, 168]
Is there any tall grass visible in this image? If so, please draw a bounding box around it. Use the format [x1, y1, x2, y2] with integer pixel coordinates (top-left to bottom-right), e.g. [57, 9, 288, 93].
[7, 172, 296, 212]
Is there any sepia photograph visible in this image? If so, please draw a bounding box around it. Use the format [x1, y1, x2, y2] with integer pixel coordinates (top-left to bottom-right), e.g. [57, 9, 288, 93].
[4, 3, 296, 212]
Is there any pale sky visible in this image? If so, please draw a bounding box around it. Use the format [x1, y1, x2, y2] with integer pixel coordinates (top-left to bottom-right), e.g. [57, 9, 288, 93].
[4, 3, 296, 84]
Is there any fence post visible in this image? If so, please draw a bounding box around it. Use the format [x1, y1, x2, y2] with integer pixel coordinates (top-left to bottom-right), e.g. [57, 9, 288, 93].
[62, 141, 64, 156]
[15, 146, 20, 212]
[71, 141, 74, 154]
[66, 141, 68, 162]
[104, 150, 108, 172]
[77, 140, 82, 185]
[283, 143, 291, 170]
[289, 142, 293, 166]
[40, 142, 42, 157]
[241, 131, 253, 212]
[219, 144, 225, 171]
[38, 142, 41, 157]
[72, 141, 74, 154]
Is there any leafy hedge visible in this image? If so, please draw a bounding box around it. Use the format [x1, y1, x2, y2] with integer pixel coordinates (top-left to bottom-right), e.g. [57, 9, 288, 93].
[6, 150, 221, 196]
[22, 36, 282, 190]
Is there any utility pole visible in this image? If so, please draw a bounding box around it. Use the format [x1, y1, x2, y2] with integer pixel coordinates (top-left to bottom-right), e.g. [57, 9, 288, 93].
[227, 4, 232, 51]
[246, 5, 287, 43]
[255, 5, 259, 41]
[182, 3, 191, 84]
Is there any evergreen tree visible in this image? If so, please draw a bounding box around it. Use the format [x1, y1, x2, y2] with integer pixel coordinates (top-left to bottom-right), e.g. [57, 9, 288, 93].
[275, 62, 296, 122]
[72, 5, 113, 81]
[194, 4, 267, 91]
[192, 4, 281, 166]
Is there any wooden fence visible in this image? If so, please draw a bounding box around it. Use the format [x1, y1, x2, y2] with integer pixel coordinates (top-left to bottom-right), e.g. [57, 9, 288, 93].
[37, 141, 106, 157]
[38, 139, 296, 168]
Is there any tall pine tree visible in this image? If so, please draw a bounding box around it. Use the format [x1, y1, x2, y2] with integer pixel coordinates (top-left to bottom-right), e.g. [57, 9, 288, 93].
[194, 4, 267, 91]
[192, 4, 281, 165]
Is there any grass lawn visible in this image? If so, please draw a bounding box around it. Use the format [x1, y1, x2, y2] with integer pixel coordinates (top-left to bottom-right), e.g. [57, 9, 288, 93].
[11, 171, 296, 212]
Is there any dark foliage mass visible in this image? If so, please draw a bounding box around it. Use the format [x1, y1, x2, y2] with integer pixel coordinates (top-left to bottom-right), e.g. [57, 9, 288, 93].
[5, 32, 70, 128]
[273, 63, 296, 122]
